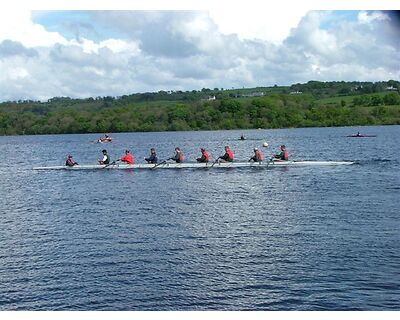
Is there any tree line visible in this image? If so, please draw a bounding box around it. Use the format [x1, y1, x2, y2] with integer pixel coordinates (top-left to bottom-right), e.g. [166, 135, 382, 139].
[0, 81, 399, 135]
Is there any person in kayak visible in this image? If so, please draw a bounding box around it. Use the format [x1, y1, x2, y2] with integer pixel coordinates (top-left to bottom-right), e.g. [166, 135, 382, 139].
[219, 146, 234, 162]
[120, 150, 134, 164]
[99, 149, 110, 164]
[274, 145, 289, 161]
[196, 148, 209, 163]
[170, 147, 183, 163]
[65, 155, 78, 166]
[145, 148, 158, 164]
[249, 148, 263, 162]
[98, 134, 112, 143]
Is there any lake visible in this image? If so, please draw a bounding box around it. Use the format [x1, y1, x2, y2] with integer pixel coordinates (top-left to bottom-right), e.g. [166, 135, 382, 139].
[0, 125, 399, 310]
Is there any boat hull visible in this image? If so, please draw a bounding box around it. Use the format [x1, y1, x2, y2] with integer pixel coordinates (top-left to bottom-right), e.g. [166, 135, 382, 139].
[33, 160, 355, 170]
[346, 135, 376, 137]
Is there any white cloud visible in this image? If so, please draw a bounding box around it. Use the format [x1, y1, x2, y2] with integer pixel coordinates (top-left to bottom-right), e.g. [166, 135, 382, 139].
[0, 9, 399, 102]
[69, 37, 141, 55]
[358, 10, 390, 23]
[0, 63, 30, 81]
[286, 11, 339, 55]
[0, 8, 67, 47]
[208, 7, 309, 44]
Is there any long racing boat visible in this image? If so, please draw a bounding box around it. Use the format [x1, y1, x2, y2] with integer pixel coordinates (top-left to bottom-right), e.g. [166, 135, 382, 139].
[33, 160, 355, 170]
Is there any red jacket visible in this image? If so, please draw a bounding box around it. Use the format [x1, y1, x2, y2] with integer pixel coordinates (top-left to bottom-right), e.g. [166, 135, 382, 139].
[226, 149, 233, 161]
[255, 150, 262, 161]
[121, 153, 134, 164]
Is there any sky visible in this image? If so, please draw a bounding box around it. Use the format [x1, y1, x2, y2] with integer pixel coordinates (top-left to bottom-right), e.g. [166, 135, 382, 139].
[0, 0, 399, 102]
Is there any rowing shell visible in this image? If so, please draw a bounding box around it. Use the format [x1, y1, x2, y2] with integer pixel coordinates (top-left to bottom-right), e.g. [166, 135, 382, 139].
[33, 160, 354, 170]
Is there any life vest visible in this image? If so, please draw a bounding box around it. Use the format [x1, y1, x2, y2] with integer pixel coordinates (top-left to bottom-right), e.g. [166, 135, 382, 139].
[203, 151, 209, 162]
[146, 154, 157, 163]
[283, 150, 288, 160]
[121, 153, 134, 164]
[255, 150, 262, 161]
[226, 149, 233, 161]
[66, 158, 74, 166]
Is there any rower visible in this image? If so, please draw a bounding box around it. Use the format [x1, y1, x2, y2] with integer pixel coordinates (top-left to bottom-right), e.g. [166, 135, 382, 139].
[65, 155, 78, 167]
[99, 149, 110, 164]
[219, 146, 234, 162]
[249, 148, 262, 162]
[120, 150, 134, 164]
[196, 148, 209, 163]
[170, 147, 183, 163]
[145, 148, 158, 164]
[273, 145, 289, 161]
[240, 134, 246, 140]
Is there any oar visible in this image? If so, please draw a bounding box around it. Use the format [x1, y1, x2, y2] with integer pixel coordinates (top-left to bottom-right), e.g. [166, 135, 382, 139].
[102, 159, 119, 169]
[209, 158, 219, 168]
[151, 160, 167, 170]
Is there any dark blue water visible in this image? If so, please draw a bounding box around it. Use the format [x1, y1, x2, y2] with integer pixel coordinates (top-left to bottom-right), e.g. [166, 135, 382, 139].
[0, 126, 399, 310]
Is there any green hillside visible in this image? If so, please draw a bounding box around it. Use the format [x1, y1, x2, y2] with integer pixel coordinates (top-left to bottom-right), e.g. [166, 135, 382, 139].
[0, 80, 399, 135]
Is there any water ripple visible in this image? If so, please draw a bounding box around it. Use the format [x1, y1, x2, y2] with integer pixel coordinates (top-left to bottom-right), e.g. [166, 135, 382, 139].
[1, 127, 400, 310]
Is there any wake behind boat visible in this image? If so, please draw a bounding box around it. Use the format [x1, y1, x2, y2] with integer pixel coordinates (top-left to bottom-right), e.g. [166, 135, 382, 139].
[33, 160, 355, 170]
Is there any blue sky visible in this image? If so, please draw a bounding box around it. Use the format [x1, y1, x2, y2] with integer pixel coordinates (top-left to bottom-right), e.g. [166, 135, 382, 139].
[32, 11, 123, 42]
[0, 6, 399, 102]
[33, 10, 362, 40]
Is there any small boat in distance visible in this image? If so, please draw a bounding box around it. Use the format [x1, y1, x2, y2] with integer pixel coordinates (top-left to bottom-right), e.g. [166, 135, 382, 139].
[237, 136, 264, 141]
[97, 134, 113, 143]
[347, 132, 376, 138]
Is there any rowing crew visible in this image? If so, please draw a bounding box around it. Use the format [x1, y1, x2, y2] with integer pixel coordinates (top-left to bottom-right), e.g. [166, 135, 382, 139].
[96, 148, 158, 166]
[65, 145, 289, 167]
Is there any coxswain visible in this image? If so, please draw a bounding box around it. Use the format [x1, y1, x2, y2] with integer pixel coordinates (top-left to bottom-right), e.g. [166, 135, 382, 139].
[99, 149, 110, 164]
[249, 148, 263, 162]
[170, 147, 184, 163]
[65, 155, 78, 166]
[196, 148, 209, 163]
[274, 145, 289, 161]
[120, 150, 134, 164]
[145, 148, 158, 164]
[218, 146, 234, 162]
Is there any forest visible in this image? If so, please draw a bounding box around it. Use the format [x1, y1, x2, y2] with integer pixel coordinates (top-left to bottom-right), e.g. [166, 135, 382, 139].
[0, 80, 399, 135]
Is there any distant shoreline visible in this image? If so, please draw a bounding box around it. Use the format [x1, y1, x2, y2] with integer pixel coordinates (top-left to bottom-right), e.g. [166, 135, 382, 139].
[1, 81, 399, 136]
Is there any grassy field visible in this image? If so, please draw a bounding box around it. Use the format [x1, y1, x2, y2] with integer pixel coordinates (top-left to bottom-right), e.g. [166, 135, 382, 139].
[316, 92, 389, 106]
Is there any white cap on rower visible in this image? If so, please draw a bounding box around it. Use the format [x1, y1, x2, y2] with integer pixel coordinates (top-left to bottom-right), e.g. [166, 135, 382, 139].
[262, 142, 269, 147]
